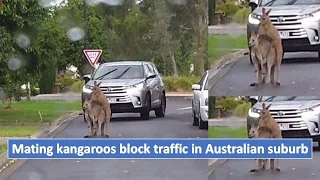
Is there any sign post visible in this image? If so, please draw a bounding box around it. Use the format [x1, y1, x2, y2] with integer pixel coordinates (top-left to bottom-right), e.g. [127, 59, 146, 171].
[83, 49, 103, 67]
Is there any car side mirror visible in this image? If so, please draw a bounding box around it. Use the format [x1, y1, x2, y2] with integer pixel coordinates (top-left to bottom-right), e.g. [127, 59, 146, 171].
[249, 97, 258, 107]
[249, 1, 258, 12]
[192, 84, 201, 91]
[83, 74, 91, 84]
[146, 73, 157, 80]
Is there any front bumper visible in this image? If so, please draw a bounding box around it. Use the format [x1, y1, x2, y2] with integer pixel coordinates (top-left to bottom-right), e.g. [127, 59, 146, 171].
[247, 113, 320, 141]
[81, 89, 148, 113]
[200, 106, 208, 122]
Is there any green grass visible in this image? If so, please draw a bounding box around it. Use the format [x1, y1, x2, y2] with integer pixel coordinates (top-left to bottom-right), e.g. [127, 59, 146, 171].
[0, 126, 42, 137]
[0, 101, 81, 123]
[208, 127, 247, 138]
[0, 144, 6, 154]
[208, 35, 247, 64]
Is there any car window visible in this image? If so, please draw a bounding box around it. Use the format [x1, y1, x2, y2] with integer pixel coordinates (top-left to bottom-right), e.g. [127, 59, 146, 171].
[152, 64, 160, 75]
[199, 71, 208, 88]
[146, 64, 155, 74]
[204, 77, 208, 90]
[92, 64, 144, 79]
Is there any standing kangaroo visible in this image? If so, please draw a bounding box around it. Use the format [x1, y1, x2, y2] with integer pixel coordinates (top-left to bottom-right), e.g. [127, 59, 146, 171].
[249, 32, 276, 86]
[257, 103, 282, 171]
[83, 99, 106, 138]
[257, 7, 283, 86]
[248, 123, 275, 172]
[90, 81, 112, 137]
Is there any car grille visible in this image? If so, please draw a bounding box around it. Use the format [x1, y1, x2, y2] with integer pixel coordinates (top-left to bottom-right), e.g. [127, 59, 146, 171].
[99, 86, 130, 103]
[269, 14, 307, 38]
[269, 109, 308, 130]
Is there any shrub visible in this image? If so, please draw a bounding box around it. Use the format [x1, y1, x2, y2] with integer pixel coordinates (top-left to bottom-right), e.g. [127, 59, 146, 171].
[56, 76, 78, 89]
[217, 1, 240, 18]
[233, 7, 251, 24]
[216, 97, 242, 112]
[31, 87, 40, 96]
[70, 81, 85, 92]
[233, 102, 251, 117]
[163, 76, 200, 92]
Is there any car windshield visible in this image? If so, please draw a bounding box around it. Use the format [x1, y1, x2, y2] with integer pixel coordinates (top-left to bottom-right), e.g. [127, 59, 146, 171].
[92, 64, 144, 80]
[260, 96, 320, 102]
[260, 0, 320, 6]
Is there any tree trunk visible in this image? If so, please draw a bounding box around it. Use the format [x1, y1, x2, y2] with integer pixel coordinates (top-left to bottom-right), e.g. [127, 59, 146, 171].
[170, 53, 179, 77]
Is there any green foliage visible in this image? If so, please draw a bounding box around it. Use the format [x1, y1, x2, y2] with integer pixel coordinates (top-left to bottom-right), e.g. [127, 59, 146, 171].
[163, 76, 200, 92]
[56, 76, 78, 89]
[233, 7, 251, 24]
[233, 102, 251, 117]
[216, 97, 242, 112]
[70, 81, 85, 92]
[217, 1, 240, 18]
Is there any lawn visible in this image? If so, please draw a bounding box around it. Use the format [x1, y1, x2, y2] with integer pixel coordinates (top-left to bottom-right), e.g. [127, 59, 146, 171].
[0, 144, 6, 154]
[0, 100, 82, 123]
[208, 127, 247, 138]
[208, 35, 247, 65]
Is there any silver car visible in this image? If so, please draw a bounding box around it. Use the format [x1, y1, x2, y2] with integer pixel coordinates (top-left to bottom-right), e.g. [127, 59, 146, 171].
[248, 0, 320, 63]
[247, 96, 320, 147]
[81, 61, 166, 120]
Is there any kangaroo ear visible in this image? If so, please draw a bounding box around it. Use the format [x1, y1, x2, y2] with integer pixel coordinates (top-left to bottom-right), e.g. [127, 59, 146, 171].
[97, 82, 102, 87]
[266, 9, 271, 16]
[94, 81, 97, 86]
[262, 103, 266, 109]
[262, 8, 266, 15]
[266, 103, 271, 110]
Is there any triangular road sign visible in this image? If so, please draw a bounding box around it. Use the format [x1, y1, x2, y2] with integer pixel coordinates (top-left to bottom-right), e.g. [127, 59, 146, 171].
[83, 49, 103, 67]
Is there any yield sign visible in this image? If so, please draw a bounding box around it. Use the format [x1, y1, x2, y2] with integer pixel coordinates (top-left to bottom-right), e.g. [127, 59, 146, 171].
[83, 49, 103, 67]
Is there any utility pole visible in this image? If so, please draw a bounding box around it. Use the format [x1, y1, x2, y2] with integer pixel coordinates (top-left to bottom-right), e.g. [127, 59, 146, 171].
[82, 0, 93, 76]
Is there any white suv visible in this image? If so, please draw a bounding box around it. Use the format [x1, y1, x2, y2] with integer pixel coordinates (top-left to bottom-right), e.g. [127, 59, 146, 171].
[192, 70, 208, 129]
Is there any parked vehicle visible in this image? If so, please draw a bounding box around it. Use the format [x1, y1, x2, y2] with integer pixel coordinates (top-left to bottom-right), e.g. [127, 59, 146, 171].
[81, 61, 166, 120]
[247, 96, 320, 147]
[192, 70, 209, 129]
[247, 0, 320, 64]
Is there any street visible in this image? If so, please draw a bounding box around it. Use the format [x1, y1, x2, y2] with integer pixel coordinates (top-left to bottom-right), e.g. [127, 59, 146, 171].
[210, 151, 320, 180]
[2, 98, 207, 180]
[209, 52, 320, 96]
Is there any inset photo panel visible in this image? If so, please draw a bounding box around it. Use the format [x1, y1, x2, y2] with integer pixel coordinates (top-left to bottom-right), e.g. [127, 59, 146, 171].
[209, 96, 320, 180]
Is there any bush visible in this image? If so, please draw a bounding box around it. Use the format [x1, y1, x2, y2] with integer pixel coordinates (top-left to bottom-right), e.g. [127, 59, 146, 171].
[31, 87, 40, 96]
[233, 102, 251, 117]
[70, 81, 85, 92]
[217, 2, 240, 18]
[216, 97, 242, 112]
[233, 7, 251, 24]
[163, 76, 200, 92]
[56, 76, 78, 89]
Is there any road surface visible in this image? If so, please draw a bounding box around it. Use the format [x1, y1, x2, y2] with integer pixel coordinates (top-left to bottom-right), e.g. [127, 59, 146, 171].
[2, 98, 207, 180]
[210, 151, 320, 180]
[209, 52, 320, 96]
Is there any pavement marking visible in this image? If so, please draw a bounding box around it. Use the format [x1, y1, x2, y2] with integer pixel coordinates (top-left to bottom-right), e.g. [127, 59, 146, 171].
[124, 171, 128, 173]
[177, 107, 192, 110]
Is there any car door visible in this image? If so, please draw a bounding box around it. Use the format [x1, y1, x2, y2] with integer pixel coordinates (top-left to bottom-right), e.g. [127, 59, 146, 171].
[143, 64, 157, 106]
[150, 64, 162, 105]
[194, 71, 208, 116]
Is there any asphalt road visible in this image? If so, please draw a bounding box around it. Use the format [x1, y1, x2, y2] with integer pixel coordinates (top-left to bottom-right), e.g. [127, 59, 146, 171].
[209, 52, 320, 96]
[3, 98, 207, 180]
[210, 151, 320, 180]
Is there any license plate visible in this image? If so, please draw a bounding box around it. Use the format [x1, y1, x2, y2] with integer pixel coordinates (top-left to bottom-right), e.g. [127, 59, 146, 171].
[108, 98, 117, 103]
[279, 31, 289, 38]
[278, 123, 289, 130]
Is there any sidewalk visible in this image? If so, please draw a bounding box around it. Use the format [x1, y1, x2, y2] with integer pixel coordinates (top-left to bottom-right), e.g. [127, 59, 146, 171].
[0, 137, 29, 145]
[208, 116, 247, 127]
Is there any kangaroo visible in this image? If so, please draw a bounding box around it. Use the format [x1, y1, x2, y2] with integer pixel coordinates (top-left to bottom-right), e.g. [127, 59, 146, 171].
[248, 32, 276, 86]
[257, 103, 282, 171]
[90, 81, 112, 137]
[257, 7, 283, 86]
[248, 123, 275, 172]
[83, 99, 106, 138]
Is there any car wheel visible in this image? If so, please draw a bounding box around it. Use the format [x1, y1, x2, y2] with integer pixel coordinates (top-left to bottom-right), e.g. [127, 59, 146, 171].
[192, 108, 199, 126]
[155, 93, 166, 117]
[140, 93, 151, 120]
[198, 104, 208, 130]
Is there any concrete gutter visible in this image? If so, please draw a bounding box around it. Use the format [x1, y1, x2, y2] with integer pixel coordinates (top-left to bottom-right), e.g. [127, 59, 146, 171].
[0, 111, 81, 176]
[208, 49, 249, 92]
[208, 159, 227, 176]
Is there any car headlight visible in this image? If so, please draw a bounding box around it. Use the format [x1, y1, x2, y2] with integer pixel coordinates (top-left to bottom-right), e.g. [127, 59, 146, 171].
[248, 107, 261, 119]
[82, 85, 92, 93]
[300, 10, 320, 19]
[248, 13, 260, 25]
[301, 108, 314, 112]
[251, 107, 261, 113]
[127, 83, 144, 91]
[205, 98, 208, 106]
